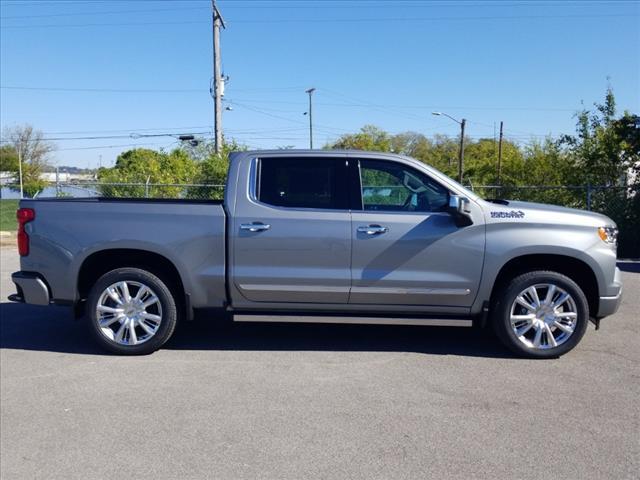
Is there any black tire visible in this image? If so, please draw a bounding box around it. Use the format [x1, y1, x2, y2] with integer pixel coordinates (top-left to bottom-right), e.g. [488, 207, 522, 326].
[86, 268, 178, 355]
[492, 271, 589, 359]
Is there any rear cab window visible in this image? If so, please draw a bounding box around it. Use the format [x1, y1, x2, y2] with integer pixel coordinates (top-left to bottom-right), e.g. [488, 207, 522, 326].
[257, 157, 349, 210]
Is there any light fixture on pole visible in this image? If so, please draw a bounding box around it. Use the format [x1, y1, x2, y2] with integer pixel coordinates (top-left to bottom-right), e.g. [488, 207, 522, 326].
[432, 111, 466, 184]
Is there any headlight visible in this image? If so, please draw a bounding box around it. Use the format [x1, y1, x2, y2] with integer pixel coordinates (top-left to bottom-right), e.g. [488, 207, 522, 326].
[598, 226, 618, 245]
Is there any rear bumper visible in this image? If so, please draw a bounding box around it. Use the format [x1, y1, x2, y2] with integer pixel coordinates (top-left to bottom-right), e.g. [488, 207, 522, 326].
[597, 267, 622, 318]
[10, 271, 51, 306]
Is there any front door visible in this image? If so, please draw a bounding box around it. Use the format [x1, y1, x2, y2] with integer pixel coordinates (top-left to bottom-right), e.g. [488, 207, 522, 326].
[350, 159, 485, 308]
[231, 156, 351, 305]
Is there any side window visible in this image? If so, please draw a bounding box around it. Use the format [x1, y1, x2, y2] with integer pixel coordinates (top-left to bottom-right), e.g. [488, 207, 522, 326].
[360, 160, 449, 212]
[258, 157, 348, 210]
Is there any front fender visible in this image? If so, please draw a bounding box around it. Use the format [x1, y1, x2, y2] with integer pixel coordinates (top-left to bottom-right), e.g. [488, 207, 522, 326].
[471, 222, 615, 314]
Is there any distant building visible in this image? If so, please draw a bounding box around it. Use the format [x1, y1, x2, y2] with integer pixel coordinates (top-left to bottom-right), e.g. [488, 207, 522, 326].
[0, 171, 95, 185]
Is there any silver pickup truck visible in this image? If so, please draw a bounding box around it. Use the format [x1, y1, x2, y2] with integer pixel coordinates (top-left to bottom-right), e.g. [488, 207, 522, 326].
[10, 150, 622, 358]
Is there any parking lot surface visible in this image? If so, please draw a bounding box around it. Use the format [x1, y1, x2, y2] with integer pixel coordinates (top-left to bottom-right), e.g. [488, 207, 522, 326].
[1, 246, 638, 479]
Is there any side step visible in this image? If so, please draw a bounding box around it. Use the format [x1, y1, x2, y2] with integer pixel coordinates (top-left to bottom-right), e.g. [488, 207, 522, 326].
[233, 314, 472, 327]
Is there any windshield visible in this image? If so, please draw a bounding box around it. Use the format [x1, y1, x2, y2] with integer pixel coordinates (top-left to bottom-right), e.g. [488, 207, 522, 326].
[416, 161, 482, 202]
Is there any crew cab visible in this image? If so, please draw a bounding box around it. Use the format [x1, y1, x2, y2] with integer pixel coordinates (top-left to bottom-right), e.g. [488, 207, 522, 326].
[10, 150, 623, 358]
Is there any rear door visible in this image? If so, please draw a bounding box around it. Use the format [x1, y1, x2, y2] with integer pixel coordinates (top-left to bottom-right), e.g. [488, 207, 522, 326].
[230, 156, 352, 305]
[349, 158, 484, 308]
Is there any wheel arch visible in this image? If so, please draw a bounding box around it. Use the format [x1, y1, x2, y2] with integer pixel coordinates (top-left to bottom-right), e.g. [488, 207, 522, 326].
[489, 254, 599, 316]
[77, 248, 190, 320]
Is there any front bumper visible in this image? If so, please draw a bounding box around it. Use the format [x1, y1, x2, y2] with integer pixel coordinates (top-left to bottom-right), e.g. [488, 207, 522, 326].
[597, 267, 623, 318]
[10, 271, 51, 306]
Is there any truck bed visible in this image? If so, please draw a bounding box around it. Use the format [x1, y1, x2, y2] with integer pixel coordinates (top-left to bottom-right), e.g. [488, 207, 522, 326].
[19, 197, 228, 308]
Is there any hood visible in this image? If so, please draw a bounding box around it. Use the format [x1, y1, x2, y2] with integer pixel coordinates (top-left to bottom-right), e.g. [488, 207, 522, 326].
[483, 199, 615, 228]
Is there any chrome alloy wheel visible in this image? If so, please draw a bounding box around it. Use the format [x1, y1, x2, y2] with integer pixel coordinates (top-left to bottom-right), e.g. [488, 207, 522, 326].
[96, 281, 163, 346]
[509, 283, 578, 350]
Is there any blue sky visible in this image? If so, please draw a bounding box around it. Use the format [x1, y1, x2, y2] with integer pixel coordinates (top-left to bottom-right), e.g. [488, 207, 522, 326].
[1, 0, 639, 168]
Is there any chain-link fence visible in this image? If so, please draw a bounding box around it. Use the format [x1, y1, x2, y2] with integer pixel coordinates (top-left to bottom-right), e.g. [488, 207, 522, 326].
[2, 182, 638, 258]
[0, 182, 225, 200]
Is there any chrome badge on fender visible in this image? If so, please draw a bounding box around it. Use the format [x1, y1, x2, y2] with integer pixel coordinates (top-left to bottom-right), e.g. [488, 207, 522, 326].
[491, 210, 525, 219]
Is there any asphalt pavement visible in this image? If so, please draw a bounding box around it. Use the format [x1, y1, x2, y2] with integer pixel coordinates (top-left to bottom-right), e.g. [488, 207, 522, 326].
[1, 246, 638, 479]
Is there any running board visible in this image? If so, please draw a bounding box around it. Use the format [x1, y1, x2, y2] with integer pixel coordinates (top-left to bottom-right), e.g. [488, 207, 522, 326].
[233, 314, 472, 327]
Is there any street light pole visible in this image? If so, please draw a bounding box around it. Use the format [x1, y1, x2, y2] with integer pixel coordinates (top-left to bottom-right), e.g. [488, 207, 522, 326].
[305, 87, 315, 149]
[432, 111, 466, 184]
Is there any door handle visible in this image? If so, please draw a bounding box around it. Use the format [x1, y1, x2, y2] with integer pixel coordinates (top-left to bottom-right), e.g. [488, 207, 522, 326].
[357, 225, 388, 235]
[240, 222, 271, 232]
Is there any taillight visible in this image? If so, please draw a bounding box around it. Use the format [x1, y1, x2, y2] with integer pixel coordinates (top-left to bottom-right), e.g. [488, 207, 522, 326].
[17, 208, 35, 256]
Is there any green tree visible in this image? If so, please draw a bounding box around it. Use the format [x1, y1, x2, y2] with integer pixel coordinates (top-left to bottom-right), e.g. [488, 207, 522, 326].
[611, 113, 640, 185]
[0, 145, 19, 172]
[560, 87, 638, 186]
[463, 138, 524, 187]
[98, 148, 198, 198]
[189, 139, 248, 199]
[2, 125, 53, 197]
[326, 125, 393, 152]
[557, 87, 639, 256]
[388, 131, 458, 178]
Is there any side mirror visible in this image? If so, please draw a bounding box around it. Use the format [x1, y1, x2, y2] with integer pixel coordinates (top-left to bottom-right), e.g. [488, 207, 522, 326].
[448, 194, 473, 226]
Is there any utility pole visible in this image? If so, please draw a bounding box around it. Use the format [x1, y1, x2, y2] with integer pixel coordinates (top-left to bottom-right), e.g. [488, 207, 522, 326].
[458, 118, 466, 184]
[211, 0, 225, 154]
[497, 121, 504, 185]
[17, 142, 24, 199]
[305, 88, 315, 149]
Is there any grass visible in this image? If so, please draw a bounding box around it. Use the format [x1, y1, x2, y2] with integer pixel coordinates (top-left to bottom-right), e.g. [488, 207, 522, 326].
[0, 199, 19, 232]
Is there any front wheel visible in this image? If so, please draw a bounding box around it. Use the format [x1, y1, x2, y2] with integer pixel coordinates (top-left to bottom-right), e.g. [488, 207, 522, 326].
[86, 268, 177, 355]
[492, 271, 589, 358]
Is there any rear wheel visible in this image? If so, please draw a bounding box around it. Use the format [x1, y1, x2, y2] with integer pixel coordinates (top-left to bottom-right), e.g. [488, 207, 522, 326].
[86, 268, 177, 355]
[492, 271, 589, 358]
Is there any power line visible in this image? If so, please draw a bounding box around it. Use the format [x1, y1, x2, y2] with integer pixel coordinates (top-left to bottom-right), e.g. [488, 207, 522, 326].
[1, 6, 208, 20]
[0, 131, 211, 143]
[0, 85, 307, 94]
[41, 125, 213, 135]
[225, 100, 309, 127]
[226, 127, 308, 134]
[0, 85, 204, 93]
[2, 1, 626, 18]
[0, 84, 605, 113]
[0, 85, 582, 112]
[320, 89, 437, 123]
[0, 20, 204, 29]
[226, 100, 352, 135]
[234, 13, 635, 23]
[205, 0, 635, 7]
[23, 126, 311, 136]
[55, 142, 174, 152]
[1, 13, 634, 29]
[230, 97, 580, 112]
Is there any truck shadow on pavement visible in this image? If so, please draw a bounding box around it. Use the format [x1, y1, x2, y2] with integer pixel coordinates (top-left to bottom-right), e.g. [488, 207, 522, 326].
[0, 302, 512, 358]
